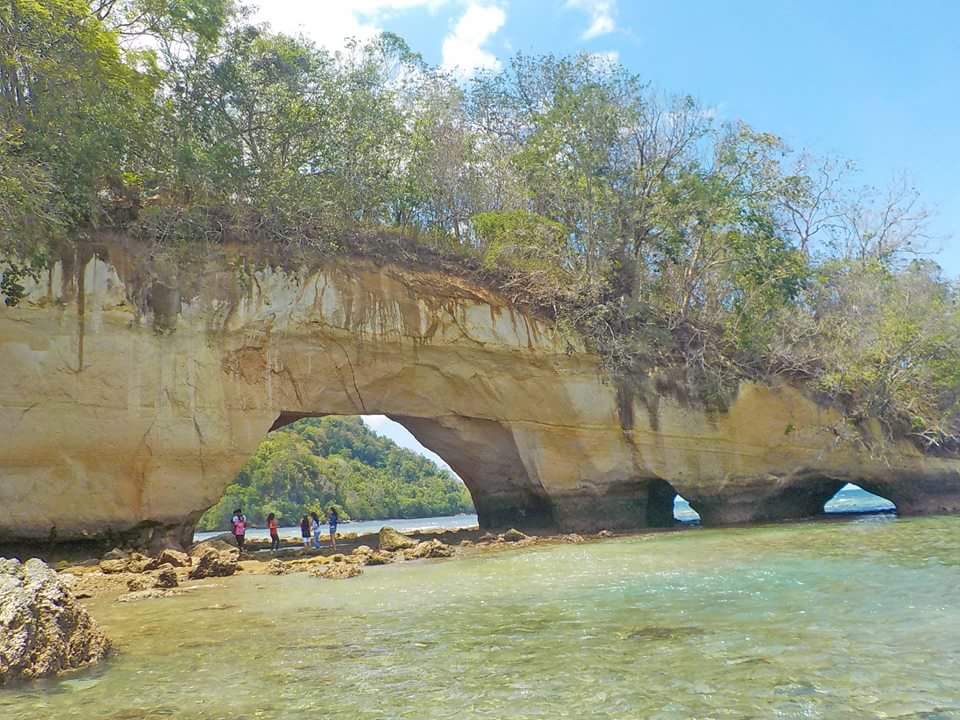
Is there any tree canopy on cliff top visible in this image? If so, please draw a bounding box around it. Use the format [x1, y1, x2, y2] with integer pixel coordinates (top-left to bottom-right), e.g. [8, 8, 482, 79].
[1, 0, 958, 450]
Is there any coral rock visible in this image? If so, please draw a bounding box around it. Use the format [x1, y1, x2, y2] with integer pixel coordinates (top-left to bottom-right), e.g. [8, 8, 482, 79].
[0, 558, 111, 685]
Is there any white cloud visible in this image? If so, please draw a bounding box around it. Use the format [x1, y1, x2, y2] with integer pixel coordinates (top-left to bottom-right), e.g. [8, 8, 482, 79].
[253, 0, 449, 51]
[566, 0, 616, 40]
[441, 3, 507, 78]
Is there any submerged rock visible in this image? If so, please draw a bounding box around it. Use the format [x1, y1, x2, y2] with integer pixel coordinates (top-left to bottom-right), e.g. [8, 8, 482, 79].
[265, 559, 287, 576]
[126, 574, 156, 592]
[408, 539, 455, 559]
[188, 547, 237, 579]
[0, 558, 111, 685]
[116, 588, 182, 603]
[364, 551, 396, 566]
[379, 527, 417, 552]
[561, 533, 585, 543]
[311, 563, 363, 580]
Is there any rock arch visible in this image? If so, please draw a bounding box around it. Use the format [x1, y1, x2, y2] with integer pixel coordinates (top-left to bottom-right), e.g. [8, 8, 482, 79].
[823, 483, 896, 514]
[1, 237, 959, 546]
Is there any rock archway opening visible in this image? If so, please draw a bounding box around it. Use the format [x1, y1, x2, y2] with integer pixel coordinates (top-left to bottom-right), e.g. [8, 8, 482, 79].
[641, 479, 701, 527]
[674, 494, 702, 524]
[196, 414, 477, 538]
[823, 483, 897, 515]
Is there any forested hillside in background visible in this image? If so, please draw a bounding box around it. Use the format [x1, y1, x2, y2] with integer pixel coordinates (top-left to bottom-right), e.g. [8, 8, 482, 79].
[2, 0, 958, 452]
[197, 417, 473, 531]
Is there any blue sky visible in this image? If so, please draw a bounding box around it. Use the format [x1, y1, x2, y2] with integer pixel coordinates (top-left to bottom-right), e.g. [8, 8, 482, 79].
[258, 0, 959, 277]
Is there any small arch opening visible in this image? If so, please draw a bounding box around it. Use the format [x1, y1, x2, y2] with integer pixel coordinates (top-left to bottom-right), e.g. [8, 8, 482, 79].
[823, 483, 896, 515]
[643, 479, 701, 526]
[674, 494, 702, 524]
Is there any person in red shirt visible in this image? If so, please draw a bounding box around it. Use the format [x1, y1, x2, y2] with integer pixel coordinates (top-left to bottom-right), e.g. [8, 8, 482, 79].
[267, 512, 280, 551]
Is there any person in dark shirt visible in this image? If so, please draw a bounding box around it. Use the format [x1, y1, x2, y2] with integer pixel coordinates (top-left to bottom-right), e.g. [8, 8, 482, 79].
[327, 506, 339, 550]
[300, 515, 311, 549]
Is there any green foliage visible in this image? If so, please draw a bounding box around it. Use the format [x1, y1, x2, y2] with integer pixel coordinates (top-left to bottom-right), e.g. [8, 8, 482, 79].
[793, 260, 960, 448]
[472, 210, 569, 272]
[197, 417, 474, 531]
[1, 3, 956, 448]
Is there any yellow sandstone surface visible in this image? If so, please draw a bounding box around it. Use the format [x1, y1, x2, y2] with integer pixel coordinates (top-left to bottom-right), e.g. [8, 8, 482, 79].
[1, 238, 958, 544]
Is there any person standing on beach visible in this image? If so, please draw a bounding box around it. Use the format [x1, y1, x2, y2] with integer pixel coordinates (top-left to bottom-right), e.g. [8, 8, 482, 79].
[267, 512, 280, 551]
[310, 512, 322, 549]
[328, 506, 339, 550]
[231, 508, 247, 554]
[300, 515, 311, 549]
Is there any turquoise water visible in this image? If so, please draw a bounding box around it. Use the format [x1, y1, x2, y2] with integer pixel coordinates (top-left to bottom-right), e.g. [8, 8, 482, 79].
[4, 512, 960, 719]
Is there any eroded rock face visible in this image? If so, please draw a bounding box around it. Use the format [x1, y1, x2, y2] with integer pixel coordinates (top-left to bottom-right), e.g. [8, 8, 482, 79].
[2, 237, 960, 543]
[0, 558, 111, 685]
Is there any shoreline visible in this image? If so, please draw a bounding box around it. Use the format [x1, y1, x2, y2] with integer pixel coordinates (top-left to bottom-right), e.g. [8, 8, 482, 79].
[54, 526, 593, 602]
[39, 508, 903, 604]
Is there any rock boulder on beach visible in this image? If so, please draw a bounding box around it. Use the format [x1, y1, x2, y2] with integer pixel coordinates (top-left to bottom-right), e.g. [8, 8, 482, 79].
[153, 565, 179, 588]
[379, 527, 416, 552]
[501, 528, 530, 543]
[0, 558, 111, 685]
[311, 563, 363, 580]
[408, 539, 455, 559]
[188, 547, 238, 579]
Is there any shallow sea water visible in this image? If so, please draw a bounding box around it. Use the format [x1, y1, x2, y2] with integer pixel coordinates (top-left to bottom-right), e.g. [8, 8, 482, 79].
[4, 513, 960, 719]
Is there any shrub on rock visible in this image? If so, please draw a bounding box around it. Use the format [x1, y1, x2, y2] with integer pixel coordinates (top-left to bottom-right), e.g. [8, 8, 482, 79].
[0, 558, 111, 685]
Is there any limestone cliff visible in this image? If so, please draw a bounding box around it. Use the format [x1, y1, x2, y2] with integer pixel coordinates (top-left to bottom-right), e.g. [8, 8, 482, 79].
[1, 237, 959, 545]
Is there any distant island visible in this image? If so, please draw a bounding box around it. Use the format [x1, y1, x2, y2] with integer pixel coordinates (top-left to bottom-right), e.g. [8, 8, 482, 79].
[197, 417, 474, 531]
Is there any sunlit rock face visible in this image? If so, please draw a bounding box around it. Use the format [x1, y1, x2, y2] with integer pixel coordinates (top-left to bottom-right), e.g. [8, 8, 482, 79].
[2, 236, 959, 544]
